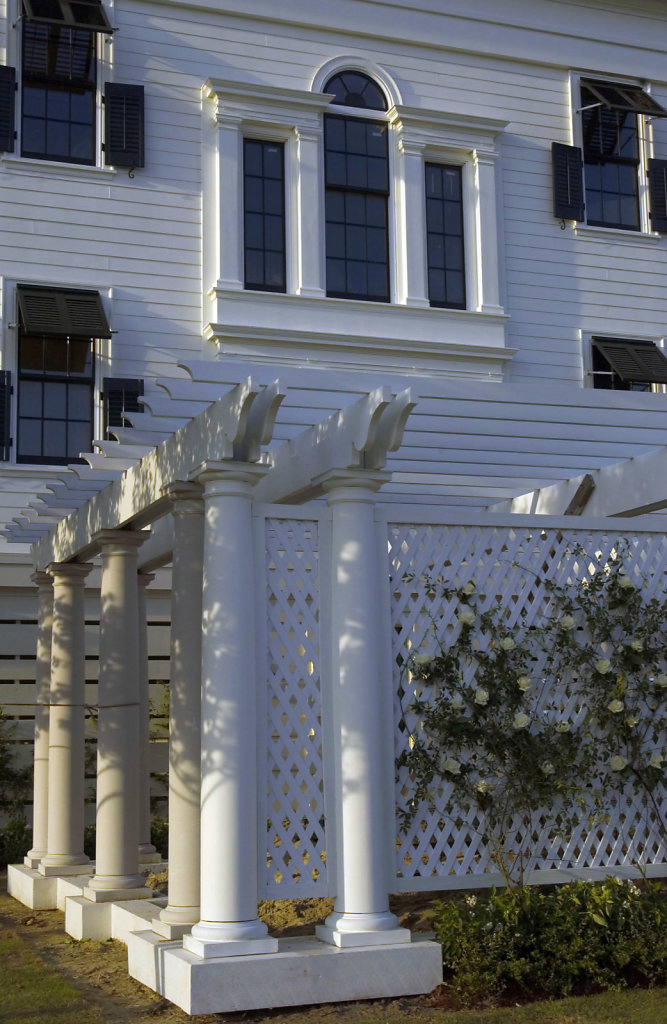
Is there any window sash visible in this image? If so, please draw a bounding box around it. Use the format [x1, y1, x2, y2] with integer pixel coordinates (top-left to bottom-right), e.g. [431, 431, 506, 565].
[425, 162, 466, 310]
[243, 138, 286, 293]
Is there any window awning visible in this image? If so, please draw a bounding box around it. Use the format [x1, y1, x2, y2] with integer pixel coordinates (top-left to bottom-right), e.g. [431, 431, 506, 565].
[580, 79, 667, 118]
[22, 0, 113, 33]
[592, 337, 667, 384]
[17, 285, 112, 338]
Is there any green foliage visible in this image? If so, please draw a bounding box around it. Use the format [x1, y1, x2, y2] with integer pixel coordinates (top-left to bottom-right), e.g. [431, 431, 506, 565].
[435, 878, 667, 1006]
[150, 816, 168, 858]
[0, 710, 31, 816]
[397, 548, 667, 885]
[0, 817, 32, 869]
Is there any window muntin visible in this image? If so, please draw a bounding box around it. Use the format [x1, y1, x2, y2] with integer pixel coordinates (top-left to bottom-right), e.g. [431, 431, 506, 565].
[581, 82, 640, 230]
[324, 112, 390, 302]
[324, 71, 387, 112]
[425, 163, 465, 309]
[21, 19, 96, 164]
[243, 138, 286, 293]
[17, 330, 93, 463]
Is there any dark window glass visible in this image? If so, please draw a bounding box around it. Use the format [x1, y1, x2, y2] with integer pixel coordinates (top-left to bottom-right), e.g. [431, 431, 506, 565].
[21, 20, 96, 164]
[324, 71, 387, 111]
[581, 84, 640, 230]
[425, 163, 466, 309]
[325, 113, 389, 302]
[17, 330, 93, 464]
[243, 139, 286, 293]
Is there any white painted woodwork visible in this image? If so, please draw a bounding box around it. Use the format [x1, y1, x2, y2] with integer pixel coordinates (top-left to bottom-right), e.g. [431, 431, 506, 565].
[23, 573, 52, 869]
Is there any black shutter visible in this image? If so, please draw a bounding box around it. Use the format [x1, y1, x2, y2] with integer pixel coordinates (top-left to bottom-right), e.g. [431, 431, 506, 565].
[102, 377, 144, 436]
[592, 338, 667, 385]
[0, 66, 16, 153]
[552, 142, 584, 221]
[0, 371, 12, 461]
[648, 159, 667, 233]
[104, 84, 144, 167]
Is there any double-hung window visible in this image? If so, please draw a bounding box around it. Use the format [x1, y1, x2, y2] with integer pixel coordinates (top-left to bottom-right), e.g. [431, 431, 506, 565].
[425, 163, 466, 309]
[323, 71, 390, 302]
[243, 138, 286, 293]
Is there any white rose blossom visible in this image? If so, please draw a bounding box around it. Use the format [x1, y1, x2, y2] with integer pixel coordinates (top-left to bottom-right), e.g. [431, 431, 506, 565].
[610, 755, 628, 772]
[626, 715, 639, 728]
[474, 688, 489, 706]
[513, 712, 530, 730]
[541, 762, 555, 776]
[442, 757, 461, 775]
[476, 779, 492, 794]
[619, 574, 634, 589]
[517, 675, 531, 692]
[596, 658, 612, 674]
[649, 753, 663, 769]
[413, 652, 432, 666]
[451, 694, 464, 711]
[500, 637, 515, 651]
[462, 581, 476, 596]
[630, 639, 644, 652]
[657, 674, 667, 689]
[560, 615, 575, 631]
[457, 608, 475, 626]
[607, 699, 624, 714]
[555, 721, 571, 733]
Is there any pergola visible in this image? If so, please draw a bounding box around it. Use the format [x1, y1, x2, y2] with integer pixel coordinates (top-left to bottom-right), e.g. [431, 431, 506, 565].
[6, 360, 667, 1013]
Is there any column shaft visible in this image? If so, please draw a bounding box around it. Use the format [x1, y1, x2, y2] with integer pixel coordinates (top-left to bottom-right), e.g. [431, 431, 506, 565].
[316, 473, 409, 947]
[138, 572, 159, 864]
[183, 463, 277, 959]
[25, 573, 53, 868]
[157, 486, 204, 935]
[40, 563, 92, 876]
[85, 530, 151, 901]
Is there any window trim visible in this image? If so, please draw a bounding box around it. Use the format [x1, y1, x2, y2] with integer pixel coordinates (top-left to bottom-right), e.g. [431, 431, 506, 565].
[569, 71, 656, 234]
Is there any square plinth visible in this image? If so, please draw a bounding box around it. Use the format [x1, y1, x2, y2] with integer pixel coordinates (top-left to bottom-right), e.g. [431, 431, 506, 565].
[160, 936, 443, 1015]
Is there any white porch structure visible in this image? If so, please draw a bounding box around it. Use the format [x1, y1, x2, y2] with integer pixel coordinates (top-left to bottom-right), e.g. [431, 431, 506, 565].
[5, 362, 667, 1014]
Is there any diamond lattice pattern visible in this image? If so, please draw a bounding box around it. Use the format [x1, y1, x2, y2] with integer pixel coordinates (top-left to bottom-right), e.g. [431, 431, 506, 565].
[389, 522, 667, 886]
[263, 518, 328, 897]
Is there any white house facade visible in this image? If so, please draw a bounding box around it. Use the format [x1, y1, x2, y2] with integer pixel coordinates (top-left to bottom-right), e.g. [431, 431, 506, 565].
[2, 0, 667, 1013]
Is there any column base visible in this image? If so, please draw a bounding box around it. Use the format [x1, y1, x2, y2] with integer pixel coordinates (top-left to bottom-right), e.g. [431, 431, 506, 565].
[24, 848, 46, 869]
[83, 884, 154, 903]
[316, 911, 411, 948]
[153, 905, 200, 939]
[183, 919, 278, 959]
[139, 851, 162, 865]
[157, 935, 442, 1014]
[39, 856, 91, 877]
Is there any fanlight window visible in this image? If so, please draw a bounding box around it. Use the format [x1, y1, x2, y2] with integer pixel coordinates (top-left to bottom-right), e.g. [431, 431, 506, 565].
[324, 71, 388, 111]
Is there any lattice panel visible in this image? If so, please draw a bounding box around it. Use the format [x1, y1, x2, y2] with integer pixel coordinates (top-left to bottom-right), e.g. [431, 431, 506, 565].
[263, 517, 328, 897]
[389, 522, 667, 886]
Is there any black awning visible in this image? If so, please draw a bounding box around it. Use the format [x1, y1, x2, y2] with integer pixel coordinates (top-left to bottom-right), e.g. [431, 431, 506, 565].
[580, 79, 667, 118]
[592, 337, 667, 384]
[17, 285, 112, 338]
[22, 0, 113, 33]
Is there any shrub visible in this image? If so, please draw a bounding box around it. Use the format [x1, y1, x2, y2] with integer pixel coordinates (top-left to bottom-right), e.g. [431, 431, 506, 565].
[435, 878, 667, 1005]
[0, 817, 32, 869]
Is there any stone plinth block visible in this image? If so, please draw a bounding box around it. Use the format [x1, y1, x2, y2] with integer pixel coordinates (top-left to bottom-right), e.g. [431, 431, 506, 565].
[128, 930, 183, 991]
[65, 895, 112, 940]
[82, 884, 154, 904]
[7, 864, 58, 911]
[160, 937, 443, 1015]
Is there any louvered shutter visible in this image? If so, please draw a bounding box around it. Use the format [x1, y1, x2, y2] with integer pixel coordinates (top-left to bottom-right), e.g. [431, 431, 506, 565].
[0, 371, 12, 461]
[102, 377, 144, 435]
[16, 285, 111, 338]
[552, 142, 584, 221]
[592, 338, 667, 384]
[648, 159, 667, 233]
[0, 66, 16, 153]
[104, 83, 144, 167]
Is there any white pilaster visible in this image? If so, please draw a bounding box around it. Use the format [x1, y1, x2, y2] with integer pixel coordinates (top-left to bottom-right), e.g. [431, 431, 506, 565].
[216, 112, 244, 291]
[182, 462, 278, 959]
[40, 562, 92, 877]
[316, 470, 409, 948]
[85, 530, 152, 902]
[155, 483, 204, 938]
[396, 138, 430, 307]
[137, 572, 160, 865]
[474, 150, 503, 314]
[24, 572, 53, 869]
[295, 125, 326, 298]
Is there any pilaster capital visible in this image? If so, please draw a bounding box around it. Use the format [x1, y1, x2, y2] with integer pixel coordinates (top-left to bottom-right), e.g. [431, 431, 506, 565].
[473, 148, 498, 167]
[47, 561, 93, 582]
[295, 124, 323, 144]
[164, 481, 205, 517]
[398, 136, 426, 157]
[92, 529, 148, 554]
[314, 468, 391, 505]
[31, 570, 53, 590]
[214, 110, 243, 131]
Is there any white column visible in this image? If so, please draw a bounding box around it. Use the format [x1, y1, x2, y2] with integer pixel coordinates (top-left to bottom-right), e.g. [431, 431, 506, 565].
[137, 572, 160, 865]
[183, 462, 278, 959]
[85, 530, 152, 902]
[156, 484, 204, 938]
[40, 562, 92, 877]
[316, 471, 410, 948]
[216, 111, 244, 291]
[295, 125, 326, 298]
[25, 573, 53, 869]
[396, 138, 430, 307]
[474, 150, 504, 314]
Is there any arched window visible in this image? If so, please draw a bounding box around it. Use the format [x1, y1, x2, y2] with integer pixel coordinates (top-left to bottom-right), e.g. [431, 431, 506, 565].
[323, 71, 390, 302]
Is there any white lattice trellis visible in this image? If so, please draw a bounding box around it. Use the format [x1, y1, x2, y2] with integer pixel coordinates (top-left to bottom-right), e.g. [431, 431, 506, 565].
[387, 517, 667, 890]
[262, 516, 329, 898]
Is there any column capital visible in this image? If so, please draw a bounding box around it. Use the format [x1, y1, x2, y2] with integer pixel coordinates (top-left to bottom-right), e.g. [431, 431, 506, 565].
[189, 460, 269, 493]
[92, 529, 148, 552]
[31, 570, 53, 589]
[164, 481, 205, 515]
[47, 561, 93, 581]
[314, 468, 391, 502]
[137, 571, 156, 589]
